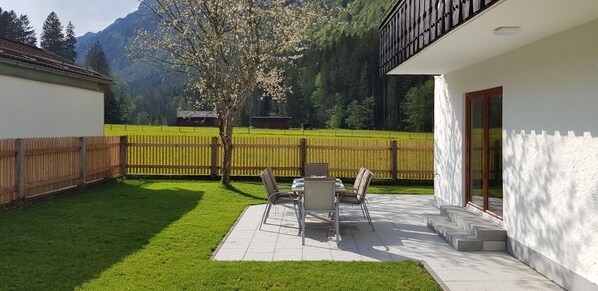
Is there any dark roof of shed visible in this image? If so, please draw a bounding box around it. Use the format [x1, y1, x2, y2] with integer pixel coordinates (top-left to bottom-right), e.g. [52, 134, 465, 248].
[177, 111, 218, 118]
[0, 37, 112, 84]
[252, 116, 291, 119]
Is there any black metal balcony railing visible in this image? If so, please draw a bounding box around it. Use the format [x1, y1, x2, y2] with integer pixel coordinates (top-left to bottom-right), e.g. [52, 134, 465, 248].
[379, 0, 500, 75]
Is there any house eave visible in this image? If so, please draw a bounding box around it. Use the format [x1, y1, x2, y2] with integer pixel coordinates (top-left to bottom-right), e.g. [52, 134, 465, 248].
[382, 0, 598, 75]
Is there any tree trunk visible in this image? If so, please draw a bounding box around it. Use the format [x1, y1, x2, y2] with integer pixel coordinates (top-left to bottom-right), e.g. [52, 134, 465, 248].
[219, 114, 235, 185]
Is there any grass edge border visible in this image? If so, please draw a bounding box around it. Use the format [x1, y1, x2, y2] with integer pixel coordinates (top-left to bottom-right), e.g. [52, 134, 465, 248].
[420, 260, 449, 291]
[209, 204, 253, 261]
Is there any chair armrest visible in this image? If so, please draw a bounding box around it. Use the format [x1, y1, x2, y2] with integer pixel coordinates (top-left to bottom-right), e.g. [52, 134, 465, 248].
[268, 191, 297, 202]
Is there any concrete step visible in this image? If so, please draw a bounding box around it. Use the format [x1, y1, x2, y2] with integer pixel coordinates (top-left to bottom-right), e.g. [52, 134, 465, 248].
[441, 206, 507, 241]
[423, 206, 507, 252]
[423, 214, 482, 251]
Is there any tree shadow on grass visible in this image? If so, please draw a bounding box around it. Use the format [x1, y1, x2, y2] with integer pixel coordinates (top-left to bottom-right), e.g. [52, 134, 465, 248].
[0, 180, 202, 290]
[225, 183, 266, 201]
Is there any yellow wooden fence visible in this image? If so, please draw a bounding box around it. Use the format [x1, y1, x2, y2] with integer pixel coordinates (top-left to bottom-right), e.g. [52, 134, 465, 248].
[125, 136, 434, 180]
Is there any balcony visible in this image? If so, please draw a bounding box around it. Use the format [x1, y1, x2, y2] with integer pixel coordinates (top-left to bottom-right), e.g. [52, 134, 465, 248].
[379, 0, 499, 76]
[380, 0, 598, 75]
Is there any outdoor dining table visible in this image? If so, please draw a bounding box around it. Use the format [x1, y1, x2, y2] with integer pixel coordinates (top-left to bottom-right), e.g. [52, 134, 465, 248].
[291, 177, 345, 194]
[291, 177, 345, 239]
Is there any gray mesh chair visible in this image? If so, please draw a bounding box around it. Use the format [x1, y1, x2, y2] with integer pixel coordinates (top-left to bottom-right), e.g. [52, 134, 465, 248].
[339, 169, 374, 231]
[304, 163, 329, 177]
[265, 167, 291, 192]
[301, 177, 339, 244]
[342, 167, 367, 195]
[258, 170, 299, 230]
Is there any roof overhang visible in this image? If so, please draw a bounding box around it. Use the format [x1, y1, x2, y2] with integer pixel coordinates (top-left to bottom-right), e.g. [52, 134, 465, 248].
[387, 0, 598, 75]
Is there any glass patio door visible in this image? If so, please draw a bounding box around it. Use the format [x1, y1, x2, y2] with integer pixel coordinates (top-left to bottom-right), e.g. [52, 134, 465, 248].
[466, 87, 503, 218]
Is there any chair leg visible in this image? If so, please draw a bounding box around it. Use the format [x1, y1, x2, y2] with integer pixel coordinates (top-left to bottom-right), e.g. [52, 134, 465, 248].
[259, 203, 271, 230]
[363, 203, 374, 231]
[265, 203, 273, 221]
[335, 206, 339, 244]
[359, 203, 367, 219]
[301, 207, 306, 245]
[294, 202, 302, 235]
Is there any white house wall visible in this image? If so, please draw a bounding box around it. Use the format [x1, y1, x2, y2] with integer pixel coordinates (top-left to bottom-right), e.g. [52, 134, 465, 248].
[434, 19, 598, 288]
[0, 75, 104, 138]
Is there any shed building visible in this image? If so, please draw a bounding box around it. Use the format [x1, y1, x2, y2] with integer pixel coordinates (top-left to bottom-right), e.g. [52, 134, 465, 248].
[176, 111, 219, 127]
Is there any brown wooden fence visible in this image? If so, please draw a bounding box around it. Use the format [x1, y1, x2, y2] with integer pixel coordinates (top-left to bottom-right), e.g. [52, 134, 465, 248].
[0, 136, 121, 205]
[1, 135, 434, 205]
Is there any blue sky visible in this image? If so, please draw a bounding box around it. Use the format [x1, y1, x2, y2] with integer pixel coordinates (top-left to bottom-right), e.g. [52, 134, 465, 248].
[1, 0, 139, 37]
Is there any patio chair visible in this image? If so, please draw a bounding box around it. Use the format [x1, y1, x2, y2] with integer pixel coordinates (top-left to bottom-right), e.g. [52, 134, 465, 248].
[258, 170, 299, 230]
[339, 169, 375, 231]
[301, 177, 339, 244]
[341, 167, 367, 195]
[265, 167, 291, 192]
[304, 162, 329, 177]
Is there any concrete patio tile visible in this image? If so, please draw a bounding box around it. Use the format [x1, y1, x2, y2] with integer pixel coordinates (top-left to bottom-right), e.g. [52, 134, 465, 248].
[328, 238, 357, 250]
[444, 280, 563, 291]
[226, 230, 255, 239]
[247, 241, 276, 253]
[359, 250, 393, 262]
[233, 223, 260, 231]
[273, 249, 303, 261]
[389, 253, 414, 261]
[302, 249, 332, 261]
[301, 237, 331, 249]
[279, 225, 299, 232]
[252, 231, 279, 242]
[220, 239, 251, 249]
[243, 252, 273, 261]
[331, 249, 362, 261]
[276, 237, 303, 249]
[213, 248, 246, 261]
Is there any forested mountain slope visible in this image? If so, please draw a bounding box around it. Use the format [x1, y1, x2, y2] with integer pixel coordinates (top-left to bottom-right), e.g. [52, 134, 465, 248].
[75, 0, 431, 130]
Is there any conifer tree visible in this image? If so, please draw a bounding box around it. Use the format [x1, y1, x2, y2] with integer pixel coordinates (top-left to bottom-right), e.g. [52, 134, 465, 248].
[41, 12, 65, 56]
[63, 21, 77, 62]
[84, 42, 126, 124]
[84, 42, 111, 76]
[0, 8, 37, 46]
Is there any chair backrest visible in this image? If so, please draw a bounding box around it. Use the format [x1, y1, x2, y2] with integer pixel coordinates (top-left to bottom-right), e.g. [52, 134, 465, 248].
[303, 177, 336, 211]
[304, 163, 329, 177]
[353, 167, 367, 190]
[258, 170, 276, 199]
[265, 167, 279, 190]
[356, 170, 374, 202]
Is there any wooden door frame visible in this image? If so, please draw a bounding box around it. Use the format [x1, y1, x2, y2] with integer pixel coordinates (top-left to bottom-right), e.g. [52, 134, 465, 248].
[465, 86, 502, 215]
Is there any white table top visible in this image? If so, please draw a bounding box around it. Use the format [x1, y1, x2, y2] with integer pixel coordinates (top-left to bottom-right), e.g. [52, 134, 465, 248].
[291, 178, 345, 192]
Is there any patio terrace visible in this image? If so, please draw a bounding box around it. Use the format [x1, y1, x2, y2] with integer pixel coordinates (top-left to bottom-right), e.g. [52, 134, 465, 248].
[214, 194, 561, 290]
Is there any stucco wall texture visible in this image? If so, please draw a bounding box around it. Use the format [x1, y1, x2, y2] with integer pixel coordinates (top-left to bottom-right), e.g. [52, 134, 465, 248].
[0, 75, 104, 139]
[434, 19, 598, 285]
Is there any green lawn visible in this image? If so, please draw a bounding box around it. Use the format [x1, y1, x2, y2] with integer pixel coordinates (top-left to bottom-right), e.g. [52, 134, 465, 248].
[104, 124, 434, 140]
[0, 180, 439, 290]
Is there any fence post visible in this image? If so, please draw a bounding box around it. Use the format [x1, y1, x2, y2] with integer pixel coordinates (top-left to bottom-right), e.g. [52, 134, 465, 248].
[79, 137, 86, 186]
[120, 136, 128, 177]
[300, 138, 307, 176]
[211, 136, 219, 177]
[15, 139, 25, 200]
[391, 140, 398, 181]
